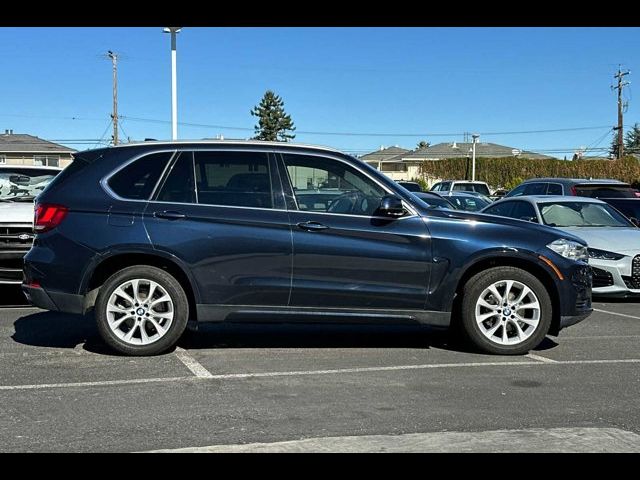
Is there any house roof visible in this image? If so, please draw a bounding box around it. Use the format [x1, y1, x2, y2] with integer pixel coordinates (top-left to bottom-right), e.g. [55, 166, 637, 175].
[360, 146, 409, 163]
[0, 133, 76, 154]
[398, 142, 554, 161]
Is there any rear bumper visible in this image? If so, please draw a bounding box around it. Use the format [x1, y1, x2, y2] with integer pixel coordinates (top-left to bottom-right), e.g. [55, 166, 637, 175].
[22, 284, 84, 314]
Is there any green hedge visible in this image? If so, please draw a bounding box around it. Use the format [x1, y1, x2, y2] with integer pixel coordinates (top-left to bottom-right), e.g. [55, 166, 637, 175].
[418, 156, 640, 190]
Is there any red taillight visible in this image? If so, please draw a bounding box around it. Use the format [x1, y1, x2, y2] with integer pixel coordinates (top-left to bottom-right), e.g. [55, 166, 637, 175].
[34, 203, 68, 233]
[635, 191, 640, 198]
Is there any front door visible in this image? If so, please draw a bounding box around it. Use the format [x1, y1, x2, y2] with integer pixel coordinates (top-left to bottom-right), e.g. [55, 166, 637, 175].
[277, 152, 431, 310]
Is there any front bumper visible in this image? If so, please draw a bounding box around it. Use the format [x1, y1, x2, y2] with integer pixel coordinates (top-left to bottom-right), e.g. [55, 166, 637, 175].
[590, 254, 640, 297]
[0, 251, 28, 284]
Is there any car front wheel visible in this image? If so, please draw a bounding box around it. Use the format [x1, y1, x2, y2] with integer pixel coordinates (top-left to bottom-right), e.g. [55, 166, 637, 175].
[459, 266, 552, 355]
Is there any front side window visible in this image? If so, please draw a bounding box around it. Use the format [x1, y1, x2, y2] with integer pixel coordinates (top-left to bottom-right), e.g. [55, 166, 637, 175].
[509, 201, 538, 222]
[283, 154, 386, 216]
[108, 151, 173, 200]
[33, 155, 60, 167]
[194, 151, 273, 209]
[483, 201, 515, 217]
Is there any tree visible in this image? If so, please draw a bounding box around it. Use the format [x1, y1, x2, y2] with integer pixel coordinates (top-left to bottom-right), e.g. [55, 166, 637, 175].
[625, 123, 640, 155]
[250, 90, 296, 142]
[609, 133, 620, 159]
[416, 140, 430, 149]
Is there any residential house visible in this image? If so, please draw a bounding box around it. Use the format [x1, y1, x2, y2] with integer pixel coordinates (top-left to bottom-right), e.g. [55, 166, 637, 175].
[0, 130, 75, 168]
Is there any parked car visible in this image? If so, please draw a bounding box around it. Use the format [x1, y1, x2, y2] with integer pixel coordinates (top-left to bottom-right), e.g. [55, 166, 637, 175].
[23, 141, 592, 356]
[481, 196, 640, 297]
[505, 178, 640, 199]
[598, 198, 640, 225]
[411, 191, 456, 209]
[0, 165, 62, 284]
[441, 191, 492, 212]
[396, 181, 423, 192]
[431, 180, 491, 197]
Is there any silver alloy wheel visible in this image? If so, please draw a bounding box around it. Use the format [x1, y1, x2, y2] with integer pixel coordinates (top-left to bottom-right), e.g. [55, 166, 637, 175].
[106, 278, 174, 346]
[474, 279, 541, 346]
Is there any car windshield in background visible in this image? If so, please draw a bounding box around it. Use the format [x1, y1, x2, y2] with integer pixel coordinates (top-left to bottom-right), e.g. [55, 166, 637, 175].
[0, 168, 58, 201]
[451, 183, 491, 196]
[574, 184, 637, 198]
[539, 202, 633, 228]
[412, 193, 455, 209]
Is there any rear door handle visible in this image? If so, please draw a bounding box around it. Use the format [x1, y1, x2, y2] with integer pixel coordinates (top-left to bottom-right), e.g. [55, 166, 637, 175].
[296, 221, 329, 231]
[154, 210, 187, 220]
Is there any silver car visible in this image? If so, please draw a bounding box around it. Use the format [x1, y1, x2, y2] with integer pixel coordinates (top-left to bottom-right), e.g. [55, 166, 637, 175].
[481, 195, 640, 297]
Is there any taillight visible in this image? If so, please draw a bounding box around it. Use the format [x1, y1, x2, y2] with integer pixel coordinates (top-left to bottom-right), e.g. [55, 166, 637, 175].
[34, 203, 68, 233]
[570, 186, 577, 196]
[635, 191, 640, 198]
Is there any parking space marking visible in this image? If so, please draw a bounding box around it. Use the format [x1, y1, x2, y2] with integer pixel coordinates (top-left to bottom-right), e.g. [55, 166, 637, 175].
[143, 427, 640, 453]
[175, 347, 214, 378]
[1, 358, 639, 391]
[0, 376, 192, 391]
[593, 308, 640, 320]
[525, 353, 558, 363]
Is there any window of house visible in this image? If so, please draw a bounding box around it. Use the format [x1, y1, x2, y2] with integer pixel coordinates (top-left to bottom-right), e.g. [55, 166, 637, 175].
[0, 155, 6, 164]
[33, 155, 60, 167]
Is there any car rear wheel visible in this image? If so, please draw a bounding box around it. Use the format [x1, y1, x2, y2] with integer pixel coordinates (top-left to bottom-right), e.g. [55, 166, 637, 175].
[95, 266, 189, 356]
[459, 266, 552, 355]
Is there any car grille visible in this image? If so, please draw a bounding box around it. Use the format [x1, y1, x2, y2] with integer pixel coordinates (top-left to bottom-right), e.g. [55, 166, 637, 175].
[591, 267, 614, 288]
[622, 255, 640, 289]
[0, 225, 34, 250]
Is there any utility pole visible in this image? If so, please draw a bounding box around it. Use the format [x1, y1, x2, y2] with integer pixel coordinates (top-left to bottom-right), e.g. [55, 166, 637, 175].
[471, 134, 479, 181]
[613, 65, 630, 159]
[107, 50, 119, 146]
[163, 28, 182, 140]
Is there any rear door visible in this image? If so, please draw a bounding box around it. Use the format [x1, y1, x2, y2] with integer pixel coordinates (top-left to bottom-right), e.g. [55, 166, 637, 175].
[143, 149, 292, 307]
[277, 151, 431, 310]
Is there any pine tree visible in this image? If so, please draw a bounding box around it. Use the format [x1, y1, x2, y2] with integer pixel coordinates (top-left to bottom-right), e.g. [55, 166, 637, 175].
[625, 123, 640, 155]
[250, 90, 296, 142]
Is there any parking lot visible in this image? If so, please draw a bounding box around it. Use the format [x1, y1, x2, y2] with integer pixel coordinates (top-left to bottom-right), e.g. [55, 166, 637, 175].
[0, 284, 639, 452]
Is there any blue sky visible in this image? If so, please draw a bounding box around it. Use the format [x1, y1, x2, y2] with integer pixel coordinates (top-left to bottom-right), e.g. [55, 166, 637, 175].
[0, 27, 638, 158]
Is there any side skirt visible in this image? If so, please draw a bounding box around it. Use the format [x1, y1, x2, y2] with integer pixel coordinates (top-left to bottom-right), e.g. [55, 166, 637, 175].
[195, 305, 451, 327]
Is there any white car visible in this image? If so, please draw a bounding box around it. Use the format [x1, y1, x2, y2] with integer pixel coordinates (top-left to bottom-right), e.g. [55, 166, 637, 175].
[481, 195, 640, 297]
[0, 165, 62, 284]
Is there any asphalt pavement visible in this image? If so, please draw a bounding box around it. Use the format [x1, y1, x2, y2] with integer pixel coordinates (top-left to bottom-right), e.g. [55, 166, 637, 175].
[0, 285, 639, 452]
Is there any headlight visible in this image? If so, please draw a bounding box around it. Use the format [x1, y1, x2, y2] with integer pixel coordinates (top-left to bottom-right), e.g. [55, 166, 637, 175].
[546, 239, 588, 262]
[587, 248, 625, 261]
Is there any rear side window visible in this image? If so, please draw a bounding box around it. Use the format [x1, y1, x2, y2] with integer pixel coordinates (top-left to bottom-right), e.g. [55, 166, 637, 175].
[108, 152, 173, 200]
[155, 152, 196, 204]
[523, 183, 547, 195]
[547, 183, 563, 195]
[194, 151, 273, 209]
[574, 184, 636, 198]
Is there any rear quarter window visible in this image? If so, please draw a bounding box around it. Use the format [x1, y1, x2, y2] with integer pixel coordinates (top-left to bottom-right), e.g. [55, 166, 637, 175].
[108, 151, 173, 200]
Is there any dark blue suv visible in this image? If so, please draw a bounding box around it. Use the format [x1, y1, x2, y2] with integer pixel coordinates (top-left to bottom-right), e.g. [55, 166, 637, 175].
[22, 141, 592, 356]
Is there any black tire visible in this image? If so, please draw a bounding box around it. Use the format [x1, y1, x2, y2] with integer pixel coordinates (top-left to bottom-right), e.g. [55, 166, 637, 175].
[459, 266, 552, 355]
[95, 265, 189, 356]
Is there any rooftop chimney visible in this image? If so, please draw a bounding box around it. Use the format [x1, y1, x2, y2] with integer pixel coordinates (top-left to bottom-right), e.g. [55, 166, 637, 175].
[4, 129, 10, 135]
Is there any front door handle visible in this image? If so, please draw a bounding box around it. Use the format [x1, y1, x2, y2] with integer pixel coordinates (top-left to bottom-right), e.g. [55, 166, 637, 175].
[296, 221, 329, 232]
[154, 210, 187, 220]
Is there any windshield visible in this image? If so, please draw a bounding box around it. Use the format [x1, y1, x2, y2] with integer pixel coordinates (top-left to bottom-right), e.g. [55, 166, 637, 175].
[0, 168, 59, 201]
[452, 183, 491, 196]
[539, 201, 633, 228]
[413, 193, 455, 209]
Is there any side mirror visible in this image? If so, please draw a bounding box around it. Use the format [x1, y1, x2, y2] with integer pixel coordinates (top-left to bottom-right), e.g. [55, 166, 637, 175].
[630, 217, 640, 227]
[378, 194, 405, 217]
[520, 216, 538, 223]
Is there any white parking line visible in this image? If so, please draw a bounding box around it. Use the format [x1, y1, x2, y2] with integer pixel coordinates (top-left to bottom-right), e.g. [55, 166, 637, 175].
[174, 347, 214, 378]
[525, 353, 558, 363]
[2, 358, 640, 391]
[0, 376, 192, 391]
[593, 308, 640, 320]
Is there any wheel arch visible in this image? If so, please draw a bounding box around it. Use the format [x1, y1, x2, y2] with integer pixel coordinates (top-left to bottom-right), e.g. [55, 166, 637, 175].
[451, 255, 562, 336]
[80, 251, 199, 321]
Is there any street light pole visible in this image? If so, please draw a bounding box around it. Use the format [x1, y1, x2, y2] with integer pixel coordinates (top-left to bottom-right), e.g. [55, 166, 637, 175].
[163, 27, 182, 140]
[471, 134, 480, 182]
